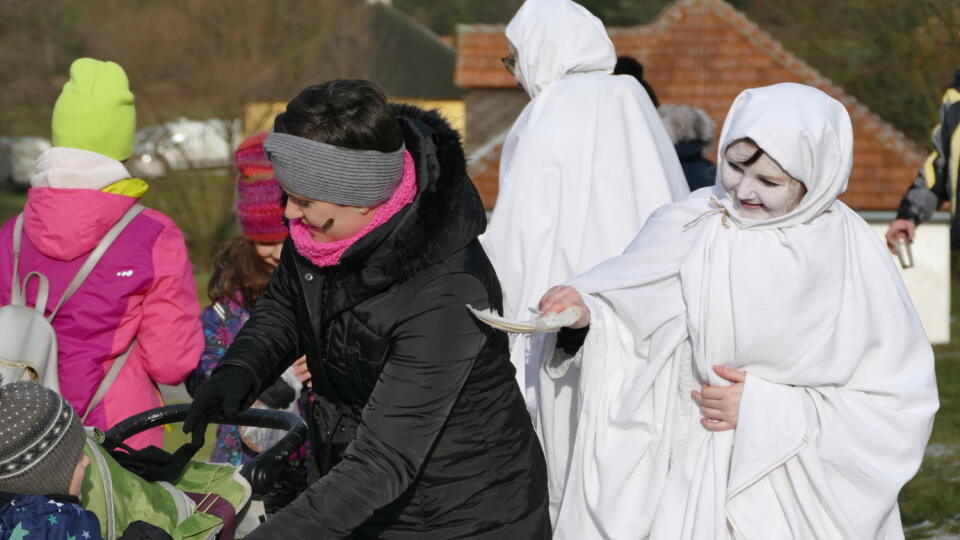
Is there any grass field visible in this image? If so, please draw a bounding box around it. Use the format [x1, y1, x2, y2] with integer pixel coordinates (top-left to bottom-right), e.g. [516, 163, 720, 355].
[901, 275, 960, 538]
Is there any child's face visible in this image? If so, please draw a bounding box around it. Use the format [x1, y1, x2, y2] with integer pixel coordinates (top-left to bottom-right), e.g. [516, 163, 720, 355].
[721, 140, 806, 220]
[255, 242, 283, 267]
[283, 190, 377, 243]
[69, 454, 90, 497]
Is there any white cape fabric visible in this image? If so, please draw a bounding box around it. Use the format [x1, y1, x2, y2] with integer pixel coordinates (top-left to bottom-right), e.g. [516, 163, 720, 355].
[482, 0, 689, 419]
[542, 83, 938, 539]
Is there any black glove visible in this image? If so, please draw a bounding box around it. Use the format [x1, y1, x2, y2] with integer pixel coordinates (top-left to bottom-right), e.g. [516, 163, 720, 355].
[557, 325, 590, 355]
[118, 520, 173, 540]
[182, 365, 256, 449]
[108, 443, 198, 483]
[258, 378, 296, 409]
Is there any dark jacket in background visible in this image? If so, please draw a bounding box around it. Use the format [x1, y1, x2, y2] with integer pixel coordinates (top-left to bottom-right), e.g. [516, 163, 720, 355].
[676, 141, 716, 192]
[896, 68, 960, 248]
[219, 105, 550, 539]
[658, 104, 717, 192]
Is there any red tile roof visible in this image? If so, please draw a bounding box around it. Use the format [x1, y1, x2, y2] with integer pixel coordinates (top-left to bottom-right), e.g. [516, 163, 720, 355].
[456, 0, 926, 211]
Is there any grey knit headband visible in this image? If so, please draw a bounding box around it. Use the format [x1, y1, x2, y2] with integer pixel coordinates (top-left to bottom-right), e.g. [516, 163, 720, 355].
[264, 132, 405, 207]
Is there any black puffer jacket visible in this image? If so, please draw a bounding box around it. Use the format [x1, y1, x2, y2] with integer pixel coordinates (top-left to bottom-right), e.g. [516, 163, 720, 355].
[221, 105, 550, 539]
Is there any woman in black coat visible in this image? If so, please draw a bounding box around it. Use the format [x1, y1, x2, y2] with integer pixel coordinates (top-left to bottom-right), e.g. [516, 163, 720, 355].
[184, 80, 550, 539]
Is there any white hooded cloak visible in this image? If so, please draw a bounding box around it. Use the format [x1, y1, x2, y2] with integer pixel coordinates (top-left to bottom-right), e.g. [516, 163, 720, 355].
[482, 0, 689, 417]
[542, 83, 939, 539]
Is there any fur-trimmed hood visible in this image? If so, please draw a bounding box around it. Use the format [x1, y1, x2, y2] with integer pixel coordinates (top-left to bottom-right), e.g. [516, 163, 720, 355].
[658, 104, 716, 145]
[345, 103, 484, 276]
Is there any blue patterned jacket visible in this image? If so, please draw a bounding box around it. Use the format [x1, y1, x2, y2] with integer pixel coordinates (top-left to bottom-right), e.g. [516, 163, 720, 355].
[0, 493, 103, 540]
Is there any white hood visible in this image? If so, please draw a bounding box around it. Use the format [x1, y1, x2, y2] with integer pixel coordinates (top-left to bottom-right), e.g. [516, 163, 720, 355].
[31, 147, 131, 190]
[713, 82, 853, 230]
[506, 0, 617, 98]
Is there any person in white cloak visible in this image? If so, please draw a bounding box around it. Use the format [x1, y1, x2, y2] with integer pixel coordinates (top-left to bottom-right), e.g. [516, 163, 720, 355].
[481, 0, 689, 421]
[537, 83, 939, 539]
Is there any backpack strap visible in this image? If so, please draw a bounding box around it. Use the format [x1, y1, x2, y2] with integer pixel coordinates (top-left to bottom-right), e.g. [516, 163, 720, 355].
[82, 340, 136, 424]
[19, 271, 50, 314]
[10, 214, 24, 305]
[48, 204, 146, 322]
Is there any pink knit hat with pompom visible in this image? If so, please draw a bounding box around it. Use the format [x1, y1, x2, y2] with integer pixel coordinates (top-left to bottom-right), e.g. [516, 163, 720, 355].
[235, 132, 287, 243]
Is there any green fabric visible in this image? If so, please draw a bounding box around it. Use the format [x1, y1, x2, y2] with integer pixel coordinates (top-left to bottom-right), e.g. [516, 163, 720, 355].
[81, 441, 181, 540]
[52, 58, 136, 161]
[80, 438, 251, 540]
[171, 461, 253, 540]
[171, 512, 223, 540]
[174, 460, 251, 511]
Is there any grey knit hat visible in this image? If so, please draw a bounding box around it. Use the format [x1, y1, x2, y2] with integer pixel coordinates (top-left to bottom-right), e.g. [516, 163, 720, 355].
[0, 378, 87, 495]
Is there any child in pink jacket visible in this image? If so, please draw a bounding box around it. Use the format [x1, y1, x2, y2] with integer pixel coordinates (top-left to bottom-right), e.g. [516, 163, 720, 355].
[0, 58, 203, 448]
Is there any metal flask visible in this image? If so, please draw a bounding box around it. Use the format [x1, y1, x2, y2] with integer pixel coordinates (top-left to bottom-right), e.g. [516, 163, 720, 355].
[895, 237, 914, 269]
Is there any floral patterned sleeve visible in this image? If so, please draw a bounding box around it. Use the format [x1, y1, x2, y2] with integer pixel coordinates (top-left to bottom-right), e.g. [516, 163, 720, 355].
[185, 301, 249, 397]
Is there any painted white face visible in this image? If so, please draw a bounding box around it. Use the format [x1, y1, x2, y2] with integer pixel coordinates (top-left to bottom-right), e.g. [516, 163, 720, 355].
[721, 140, 806, 220]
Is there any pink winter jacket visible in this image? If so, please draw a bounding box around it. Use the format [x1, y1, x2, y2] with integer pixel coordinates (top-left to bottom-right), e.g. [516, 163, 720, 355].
[0, 187, 203, 448]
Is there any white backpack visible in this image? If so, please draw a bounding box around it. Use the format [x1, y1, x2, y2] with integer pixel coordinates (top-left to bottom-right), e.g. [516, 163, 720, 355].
[0, 204, 144, 422]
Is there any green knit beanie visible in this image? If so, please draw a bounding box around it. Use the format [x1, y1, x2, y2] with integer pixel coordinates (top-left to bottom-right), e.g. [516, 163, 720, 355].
[52, 58, 136, 161]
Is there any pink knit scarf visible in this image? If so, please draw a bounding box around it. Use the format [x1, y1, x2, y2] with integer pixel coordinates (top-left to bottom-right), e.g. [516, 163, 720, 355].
[290, 150, 417, 267]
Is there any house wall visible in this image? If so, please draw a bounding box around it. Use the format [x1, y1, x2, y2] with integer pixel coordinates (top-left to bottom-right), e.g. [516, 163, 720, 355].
[866, 213, 951, 344]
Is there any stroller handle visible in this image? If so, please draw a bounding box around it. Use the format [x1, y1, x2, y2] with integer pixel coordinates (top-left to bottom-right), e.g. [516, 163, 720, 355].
[102, 404, 308, 495]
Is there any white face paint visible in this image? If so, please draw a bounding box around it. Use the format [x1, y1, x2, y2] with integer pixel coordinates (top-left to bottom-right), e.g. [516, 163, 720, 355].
[720, 140, 807, 220]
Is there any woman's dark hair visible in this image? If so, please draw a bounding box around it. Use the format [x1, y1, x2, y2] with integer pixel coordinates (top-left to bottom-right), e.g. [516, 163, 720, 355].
[207, 236, 275, 312]
[273, 79, 404, 152]
[614, 56, 660, 108]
